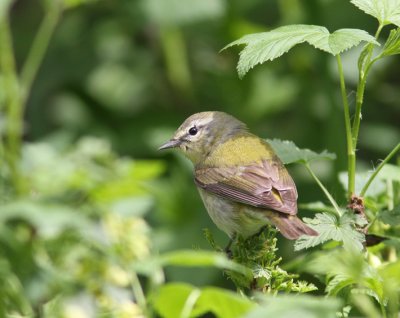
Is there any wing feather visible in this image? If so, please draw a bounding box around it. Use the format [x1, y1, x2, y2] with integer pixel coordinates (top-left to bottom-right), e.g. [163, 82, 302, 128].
[195, 159, 298, 215]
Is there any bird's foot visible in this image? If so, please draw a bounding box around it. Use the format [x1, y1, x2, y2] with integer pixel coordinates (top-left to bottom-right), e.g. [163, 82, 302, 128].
[224, 234, 236, 259]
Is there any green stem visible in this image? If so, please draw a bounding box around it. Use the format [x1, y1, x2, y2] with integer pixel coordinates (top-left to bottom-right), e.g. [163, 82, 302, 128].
[20, 2, 62, 105]
[0, 3, 61, 195]
[352, 24, 383, 154]
[305, 163, 342, 216]
[336, 54, 355, 198]
[360, 143, 400, 197]
[0, 12, 24, 194]
[352, 73, 367, 148]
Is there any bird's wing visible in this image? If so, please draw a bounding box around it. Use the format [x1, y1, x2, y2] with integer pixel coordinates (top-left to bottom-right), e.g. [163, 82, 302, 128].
[195, 159, 298, 215]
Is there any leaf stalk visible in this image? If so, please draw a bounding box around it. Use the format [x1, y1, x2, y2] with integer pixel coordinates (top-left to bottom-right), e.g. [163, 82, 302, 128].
[336, 55, 355, 198]
[360, 143, 400, 197]
[305, 164, 342, 216]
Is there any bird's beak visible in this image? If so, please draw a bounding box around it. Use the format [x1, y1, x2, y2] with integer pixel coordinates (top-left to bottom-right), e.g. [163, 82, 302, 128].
[158, 139, 181, 150]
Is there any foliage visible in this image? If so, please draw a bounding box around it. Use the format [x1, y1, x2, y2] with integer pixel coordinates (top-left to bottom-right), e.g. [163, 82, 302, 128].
[0, 138, 161, 316]
[0, 0, 400, 317]
[267, 139, 336, 165]
[206, 227, 316, 295]
[151, 283, 255, 318]
[294, 212, 367, 252]
[223, 0, 400, 316]
[350, 0, 400, 27]
[223, 25, 378, 78]
[244, 294, 342, 318]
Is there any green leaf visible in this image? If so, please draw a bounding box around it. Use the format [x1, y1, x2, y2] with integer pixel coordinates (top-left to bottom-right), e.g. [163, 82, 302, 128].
[192, 287, 255, 318]
[382, 28, 400, 56]
[222, 25, 378, 77]
[294, 212, 366, 251]
[378, 205, 400, 225]
[351, 0, 400, 27]
[339, 171, 386, 197]
[306, 249, 385, 305]
[159, 250, 253, 279]
[322, 28, 379, 54]
[267, 139, 336, 165]
[326, 274, 356, 295]
[151, 283, 196, 318]
[377, 163, 400, 182]
[244, 294, 342, 318]
[326, 266, 384, 304]
[152, 283, 255, 318]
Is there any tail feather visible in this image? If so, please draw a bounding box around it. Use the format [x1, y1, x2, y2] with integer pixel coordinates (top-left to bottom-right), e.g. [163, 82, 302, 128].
[269, 214, 318, 240]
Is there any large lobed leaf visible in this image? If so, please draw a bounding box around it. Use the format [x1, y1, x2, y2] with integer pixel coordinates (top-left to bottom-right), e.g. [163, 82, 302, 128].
[223, 25, 378, 77]
[267, 138, 336, 165]
[152, 283, 255, 318]
[294, 212, 367, 251]
[351, 0, 400, 27]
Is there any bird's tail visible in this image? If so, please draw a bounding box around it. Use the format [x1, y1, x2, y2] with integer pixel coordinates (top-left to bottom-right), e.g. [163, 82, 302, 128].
[269, 214, 318, 240]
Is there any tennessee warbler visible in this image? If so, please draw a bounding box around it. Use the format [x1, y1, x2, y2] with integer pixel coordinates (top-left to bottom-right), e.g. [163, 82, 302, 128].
[159, 111, 318, 241]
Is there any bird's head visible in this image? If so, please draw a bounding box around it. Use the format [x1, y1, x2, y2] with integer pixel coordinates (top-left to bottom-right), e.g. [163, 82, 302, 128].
[159, 111, 247, 165]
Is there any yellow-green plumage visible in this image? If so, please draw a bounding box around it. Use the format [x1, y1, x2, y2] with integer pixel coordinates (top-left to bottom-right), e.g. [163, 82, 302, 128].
[159, 111, 318, 240]
[203, 134, 275, 166]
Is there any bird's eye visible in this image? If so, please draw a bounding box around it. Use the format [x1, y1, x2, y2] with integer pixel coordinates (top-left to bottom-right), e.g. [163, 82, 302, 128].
[188, 126, 198, 136]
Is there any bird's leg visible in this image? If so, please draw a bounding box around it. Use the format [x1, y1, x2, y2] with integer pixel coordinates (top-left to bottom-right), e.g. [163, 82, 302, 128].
[224, 233, 236, 259]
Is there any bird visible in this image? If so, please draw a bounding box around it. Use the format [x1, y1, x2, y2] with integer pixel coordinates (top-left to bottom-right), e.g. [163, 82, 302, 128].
[159, 111, 318, 245]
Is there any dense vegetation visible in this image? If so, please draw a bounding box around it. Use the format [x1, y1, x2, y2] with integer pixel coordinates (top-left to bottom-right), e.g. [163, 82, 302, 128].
[1, 0, 399, 317]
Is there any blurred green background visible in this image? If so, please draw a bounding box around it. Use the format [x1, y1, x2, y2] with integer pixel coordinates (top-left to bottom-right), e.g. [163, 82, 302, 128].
[11, 0, 400, 279]
[2, 0, 400, 316]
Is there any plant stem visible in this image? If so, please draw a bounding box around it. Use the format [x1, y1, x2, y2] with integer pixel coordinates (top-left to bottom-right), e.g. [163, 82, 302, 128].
[20, 2, 62, 105]
[305, 163, 342, 216]
[0, 12, 24, 194]
[336, 55, 355, 198]
[352, 24, 383, 157]
[0, 3, 61, 195]
[360, 143, 400, 197]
